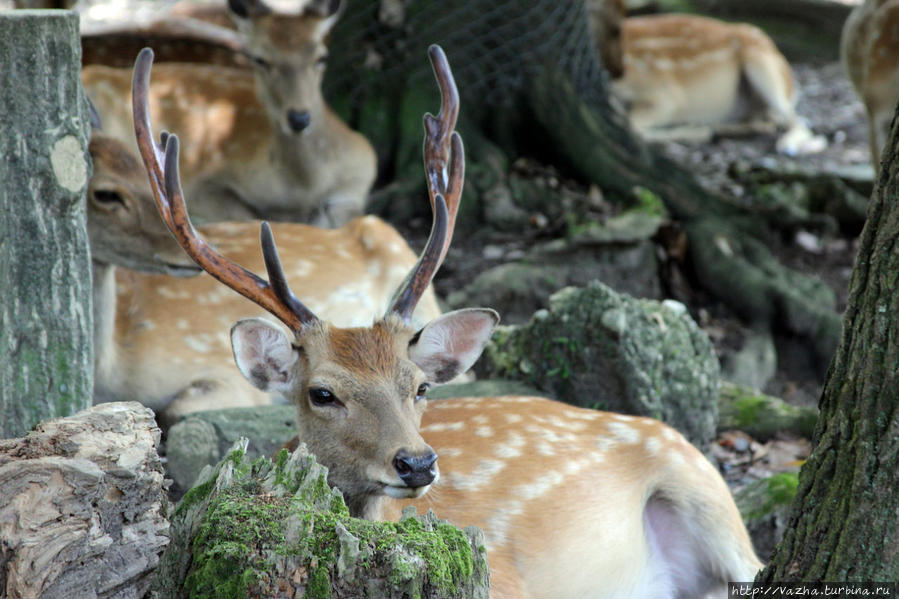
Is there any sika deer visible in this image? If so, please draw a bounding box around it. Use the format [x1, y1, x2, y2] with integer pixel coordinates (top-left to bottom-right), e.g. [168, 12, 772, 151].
[83, 0, 375, 225]
[134, 45, 761, 598]
[590, 0, 826, 155]
[842, 0, 899, 173]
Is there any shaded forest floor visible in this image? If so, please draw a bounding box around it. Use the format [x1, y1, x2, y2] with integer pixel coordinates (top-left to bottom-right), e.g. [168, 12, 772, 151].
[404, 59, 870, 413]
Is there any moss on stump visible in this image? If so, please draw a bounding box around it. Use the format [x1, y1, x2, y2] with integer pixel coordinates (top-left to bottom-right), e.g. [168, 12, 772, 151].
[154, 439, 489, 599]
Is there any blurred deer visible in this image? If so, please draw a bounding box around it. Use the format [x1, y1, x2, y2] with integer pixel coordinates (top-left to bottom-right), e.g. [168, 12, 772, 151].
[590, 0, 827, 155]
[134, 44, 761, 598]
[842, 0, 899, 173]
[82, 0, 376, 226]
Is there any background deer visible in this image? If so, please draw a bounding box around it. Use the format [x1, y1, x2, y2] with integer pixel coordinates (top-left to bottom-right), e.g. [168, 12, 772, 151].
[82, 0, 375, 226]
[841, 0, 899, 173]
[590, 0, 827, 156]
[135, 44, 761, 598]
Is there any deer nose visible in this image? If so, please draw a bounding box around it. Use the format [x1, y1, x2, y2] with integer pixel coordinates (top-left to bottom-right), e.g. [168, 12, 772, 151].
[286, 109, 311, 132]
[393, 449, 438, 488]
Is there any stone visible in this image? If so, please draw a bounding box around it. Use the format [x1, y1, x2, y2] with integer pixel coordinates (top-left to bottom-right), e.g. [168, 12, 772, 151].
[479, 280, 720, 445]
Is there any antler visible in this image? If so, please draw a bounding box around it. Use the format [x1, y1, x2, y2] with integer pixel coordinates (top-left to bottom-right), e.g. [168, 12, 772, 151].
[389, 44, 465, 323]
[131, 47, 318, 333]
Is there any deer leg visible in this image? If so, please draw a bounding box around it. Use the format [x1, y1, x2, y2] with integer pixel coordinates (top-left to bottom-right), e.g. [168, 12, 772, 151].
[740, 47, 826, 155]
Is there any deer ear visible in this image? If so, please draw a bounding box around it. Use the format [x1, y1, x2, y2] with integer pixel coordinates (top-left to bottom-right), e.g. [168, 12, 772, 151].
[409, 309, 499, 383]
[307, 0, 342, 37]
[231, 318, 299, 394]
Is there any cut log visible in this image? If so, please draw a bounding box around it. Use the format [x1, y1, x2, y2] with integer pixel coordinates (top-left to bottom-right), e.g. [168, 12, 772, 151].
[0, 402, 169, 599]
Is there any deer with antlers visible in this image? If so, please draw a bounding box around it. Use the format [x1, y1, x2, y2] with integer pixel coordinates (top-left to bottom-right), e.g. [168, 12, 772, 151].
[590, 0, 827, 156]
[134, 45, 761, 597]
[82, 0, 375, 225]
[842, 0, 899, 173]
[85, 111, 438, 425]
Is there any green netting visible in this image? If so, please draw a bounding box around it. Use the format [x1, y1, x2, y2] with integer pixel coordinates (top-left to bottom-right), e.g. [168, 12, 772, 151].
[324, 0, 609, 111]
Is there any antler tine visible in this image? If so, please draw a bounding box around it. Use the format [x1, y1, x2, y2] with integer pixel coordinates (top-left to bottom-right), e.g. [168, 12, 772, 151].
[131, 47, 317, 333]
[423, 44, 464, 263]
[388, 45, 464, 323]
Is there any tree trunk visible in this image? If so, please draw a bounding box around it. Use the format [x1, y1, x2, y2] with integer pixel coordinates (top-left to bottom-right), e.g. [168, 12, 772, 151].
[755, 111, 899, 581]
[0, 11, 93, 438]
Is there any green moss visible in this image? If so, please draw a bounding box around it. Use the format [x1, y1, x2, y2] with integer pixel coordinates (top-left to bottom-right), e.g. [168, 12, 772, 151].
[304, 566, 331, 599]
[176, 478, 215, 517]
[631, 186, 668, 217]
[732, 394, 769, 428]
[179, 449, 481, 598]
[767, 472, 799, 505]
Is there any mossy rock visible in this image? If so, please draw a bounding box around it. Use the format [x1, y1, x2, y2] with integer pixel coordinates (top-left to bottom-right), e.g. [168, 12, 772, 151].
[478, 280, 719, 445]
[154, 440, 489, 599]
[718, 382, 817, 441]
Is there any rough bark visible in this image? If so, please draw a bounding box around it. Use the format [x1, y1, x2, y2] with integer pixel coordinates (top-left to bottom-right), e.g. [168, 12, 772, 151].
[755, 109, 899, 581]
[0, 402, 169, 599]
[154, 439, 490, 599]
[0, 11, 93, 438]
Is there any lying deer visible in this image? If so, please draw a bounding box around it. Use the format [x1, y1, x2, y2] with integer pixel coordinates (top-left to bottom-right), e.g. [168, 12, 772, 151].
[841, 0, 899, 172]
[134, 45, 762, 598]
[82, 0, 375, 226]
[591, 0, 826, 155]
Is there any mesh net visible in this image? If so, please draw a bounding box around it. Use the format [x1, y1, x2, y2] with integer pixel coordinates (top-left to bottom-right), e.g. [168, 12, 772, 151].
[324, 0, 609, 112]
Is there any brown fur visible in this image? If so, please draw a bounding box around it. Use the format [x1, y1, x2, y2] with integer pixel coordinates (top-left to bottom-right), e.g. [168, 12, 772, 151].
[842, 0, 899, 171]
[82, 7, 375, 225]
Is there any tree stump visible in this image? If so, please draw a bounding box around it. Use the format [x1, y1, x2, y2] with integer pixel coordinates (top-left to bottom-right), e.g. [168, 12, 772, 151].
[154, 439, 490, 598]
[0, 10, 93, 438]
[0, 402, 169, 598]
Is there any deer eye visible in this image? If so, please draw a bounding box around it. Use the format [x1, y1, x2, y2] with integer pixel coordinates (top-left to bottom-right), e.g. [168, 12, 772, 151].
[309, 387, 340, 407]
[91, 189, 126, 208]
[249, 54, 271, 69]
[415, 383, 430, 402]
[316, 52, 328, 66]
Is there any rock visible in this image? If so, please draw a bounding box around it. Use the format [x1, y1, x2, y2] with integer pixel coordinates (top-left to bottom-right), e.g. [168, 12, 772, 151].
[165, 405, 297, 491]
[428, 379, 548, 400]
[154, 440, 489, 599]
[722, 327, 778, 391]
[478, 281, 720, 445]
[718, 383, 818, 441]
[0, 402, 169, 599]
[448, 238, 661, 325]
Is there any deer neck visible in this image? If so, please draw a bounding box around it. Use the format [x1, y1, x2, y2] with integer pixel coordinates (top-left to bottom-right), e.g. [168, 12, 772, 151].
[345, 492, 386, 521]
[91, 260, 118, 399]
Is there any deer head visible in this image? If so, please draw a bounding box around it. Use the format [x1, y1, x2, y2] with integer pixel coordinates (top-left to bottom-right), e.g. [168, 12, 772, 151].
[87, 112, 199, 276]
[227, 0, 342, 135]
[132, 45, 497, 518]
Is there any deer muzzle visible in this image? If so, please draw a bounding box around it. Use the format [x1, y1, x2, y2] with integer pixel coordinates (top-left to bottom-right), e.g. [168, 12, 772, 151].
[286, 109, 312, 133]
[392, 448, 438, 489]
